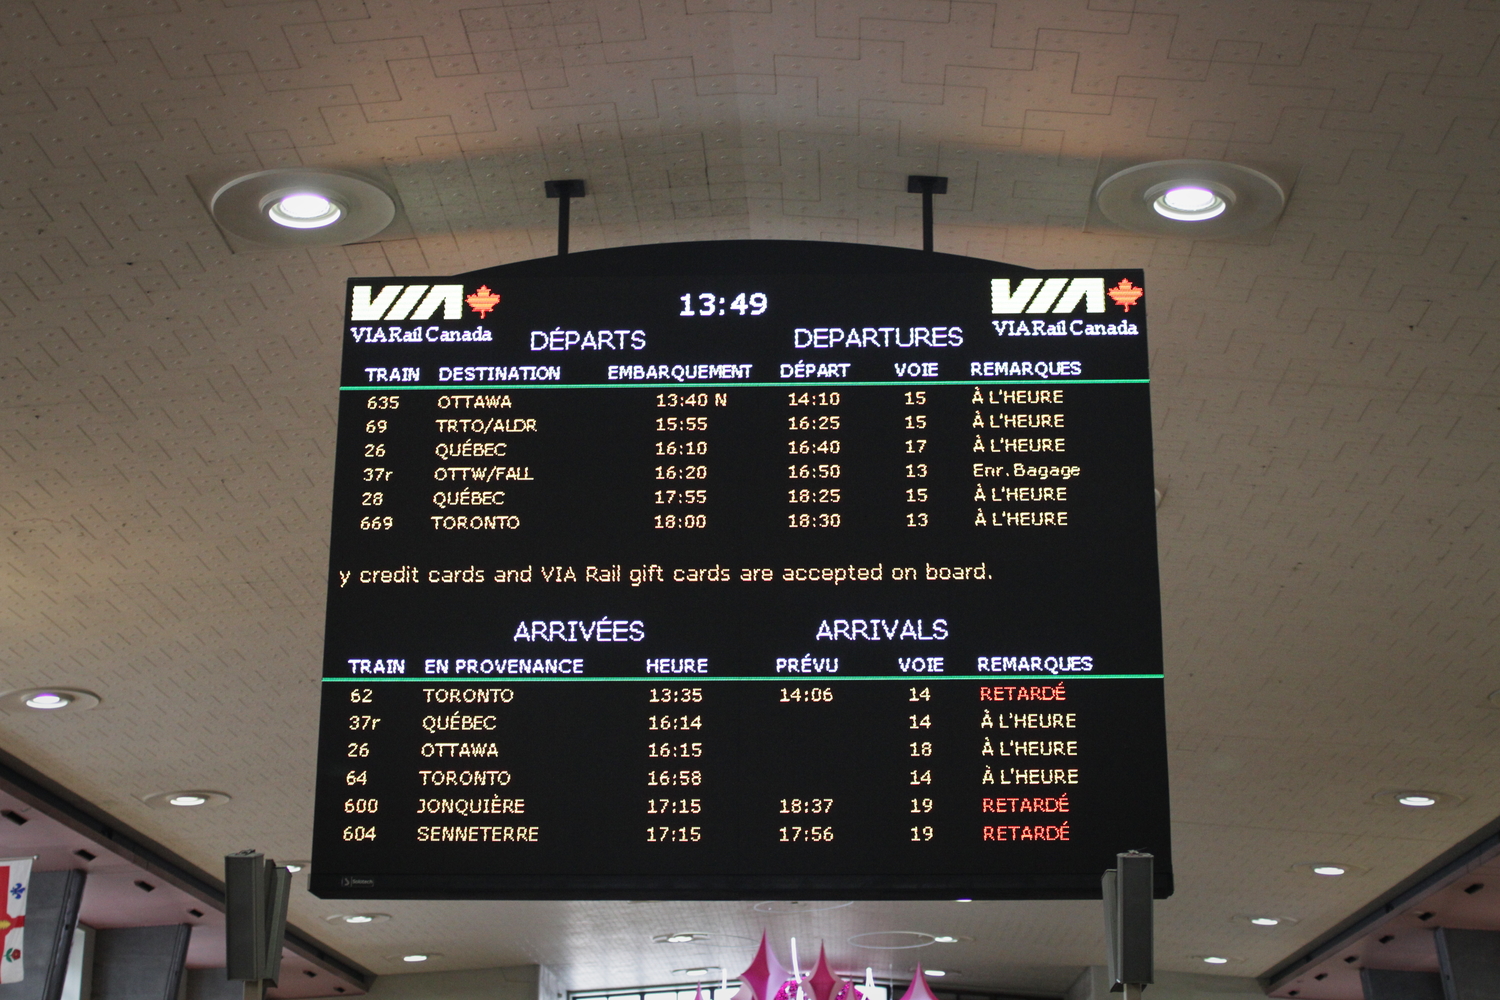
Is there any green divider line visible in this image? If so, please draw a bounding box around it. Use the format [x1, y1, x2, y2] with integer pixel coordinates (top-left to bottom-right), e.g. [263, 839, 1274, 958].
[321, 674, 1163, 682]
[340, 379, 1149, 390]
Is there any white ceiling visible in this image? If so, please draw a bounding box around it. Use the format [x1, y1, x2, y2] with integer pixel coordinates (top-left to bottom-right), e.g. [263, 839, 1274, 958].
[1, 0, 1497, 994]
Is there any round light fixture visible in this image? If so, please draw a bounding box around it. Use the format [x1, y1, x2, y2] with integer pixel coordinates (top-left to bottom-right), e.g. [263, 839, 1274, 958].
[1152, 185, 1227, 221]
[1292, 861, 1366, 878]
[1372, 789, 1460, 809]
[403, 955, 428, 963]
[1250, 918, 1280, 927]
[1095, 160, 1288, 238]
[925, 970, 947, 978]
[753, 901, 853, 914]
[849, 931, 936, 950]
[673, 967, 720, 978]
[143, 789, 230, 809]
[209, 169, 397, 247]
[932, 936, 958, 944]
[0, 687, 101, 714]
[1202, 957, 1230, 965]
[655, 932, 712, 944]
[282, 861, 309, 874]
[267, 192, 343, 229]
[954, 899, 972, 903]
[325, 913, 390, 925]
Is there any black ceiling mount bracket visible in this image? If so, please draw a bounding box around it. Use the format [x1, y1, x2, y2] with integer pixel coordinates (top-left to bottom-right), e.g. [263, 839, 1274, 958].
[544, 179, 587, 256]
[906, 175, 948, 252]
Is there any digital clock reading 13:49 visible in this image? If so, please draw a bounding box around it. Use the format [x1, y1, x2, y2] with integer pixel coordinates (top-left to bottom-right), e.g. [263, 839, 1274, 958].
[680, 291, 768, 316]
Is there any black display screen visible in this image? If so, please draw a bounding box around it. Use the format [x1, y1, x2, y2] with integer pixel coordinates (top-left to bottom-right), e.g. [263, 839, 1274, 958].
[309, 241, 1170, 900]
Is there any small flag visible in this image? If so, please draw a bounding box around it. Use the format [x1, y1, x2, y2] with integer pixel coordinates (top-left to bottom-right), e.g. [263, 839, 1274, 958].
[0, 857, 32, 983]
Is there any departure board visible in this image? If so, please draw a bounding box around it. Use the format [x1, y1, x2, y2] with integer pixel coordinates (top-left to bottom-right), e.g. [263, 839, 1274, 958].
[309, 240, 1171, 900]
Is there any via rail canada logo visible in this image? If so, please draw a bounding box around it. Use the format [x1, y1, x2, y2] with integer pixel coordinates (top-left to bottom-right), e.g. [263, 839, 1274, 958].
[990, 276, 1143, 314]
[349, 283, 501, 321]
[990, 276, 1143, 338]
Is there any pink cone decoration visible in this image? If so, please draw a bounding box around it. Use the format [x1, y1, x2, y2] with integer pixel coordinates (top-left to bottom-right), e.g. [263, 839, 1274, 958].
[832, 984, 863, 1000]
[896, 968, 941, 1000]
[739, 932, 791, 1000]
[807, 946, 843, 1000]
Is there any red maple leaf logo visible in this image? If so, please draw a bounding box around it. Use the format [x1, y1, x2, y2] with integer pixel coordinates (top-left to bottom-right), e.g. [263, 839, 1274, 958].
[465, 285, 501, 318]
[1106, 278, 1143, 312]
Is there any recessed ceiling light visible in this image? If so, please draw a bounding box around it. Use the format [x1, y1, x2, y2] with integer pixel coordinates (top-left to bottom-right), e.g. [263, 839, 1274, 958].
[0, 687, 101, 714]
[954, 899, 972, 903]
[267, 192, 343, 229]
[1250, 917, 1280, 927]
[925, 970, 947, 977]
[752, 901, 853, 913]
[143, 789, 230, 809]
[1202, 957, 1230, 965]
[1094, 159, 1288, 237]
[1292, 861, 1366, 878]
[932, 936, 958, 944]
[208, 169, 397, 247]
[402, 955, 428, 963]
[283, 863, 305, 873]
[326, 913, 390, 925]
[672, 967, 720, 977]
[849, 931, 937, 949]
[1152, 186, 1227, 222]
[654, 932, 711, 944]
[1372, 790, 1459, 809]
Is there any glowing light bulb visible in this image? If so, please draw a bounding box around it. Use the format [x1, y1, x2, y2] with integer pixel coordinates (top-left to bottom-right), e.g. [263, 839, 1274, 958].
[268, 193, 342, 229]
[1152, 185, 1226, 221]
